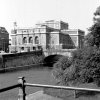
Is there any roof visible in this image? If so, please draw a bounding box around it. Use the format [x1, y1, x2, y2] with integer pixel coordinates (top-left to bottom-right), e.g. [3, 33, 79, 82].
[17, 27, 34, 30]
[62, 29, 85, 33]
[50, 31, 70, 36]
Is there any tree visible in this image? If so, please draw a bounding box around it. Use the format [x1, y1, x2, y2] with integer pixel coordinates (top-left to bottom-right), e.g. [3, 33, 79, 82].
[85, 6, 100, 48]
[94, 6, 100, 23]
[71, 46, 100, 85]
[53, 6, 100, 86]
[53, 46, 100, 86]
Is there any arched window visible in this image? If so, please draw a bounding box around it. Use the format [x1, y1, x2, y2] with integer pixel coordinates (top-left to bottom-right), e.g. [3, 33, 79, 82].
[23, 37, 27, 44]
[35, 36, 39, 44]
[29, 37, 33, 43]
[33, 47, 36, 50]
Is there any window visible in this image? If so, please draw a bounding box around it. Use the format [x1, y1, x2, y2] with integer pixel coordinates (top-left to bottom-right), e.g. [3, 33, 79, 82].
[35, 36, 39, 44]
[24, 31, 26, 32]
[21, 47, 24, 50]
[33, 47, 36, 50]
[23, 37, 27, 44]
[29, 37, 33, 43]
[21, 47, 24, 52]
[37, 46, 42, 50]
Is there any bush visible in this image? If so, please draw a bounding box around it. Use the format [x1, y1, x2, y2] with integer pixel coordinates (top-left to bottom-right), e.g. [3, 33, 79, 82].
[72, 46, 100, 85]
[52, 56, 76, 85]
[52, 6, 100, 87]
[53, 46, 100, 86]
[4, 55, 44, 68]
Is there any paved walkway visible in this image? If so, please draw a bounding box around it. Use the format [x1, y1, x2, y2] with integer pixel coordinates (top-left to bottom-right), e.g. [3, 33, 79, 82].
[26, 90, 62, 100]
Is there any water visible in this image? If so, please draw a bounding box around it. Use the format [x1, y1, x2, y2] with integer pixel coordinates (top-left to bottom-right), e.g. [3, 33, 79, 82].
[0, 65, 100, 100]
[0, 65, 56, 100]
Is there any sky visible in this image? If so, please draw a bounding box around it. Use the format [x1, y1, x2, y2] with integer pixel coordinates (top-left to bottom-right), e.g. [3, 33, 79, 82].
[0, 0, 99, 35]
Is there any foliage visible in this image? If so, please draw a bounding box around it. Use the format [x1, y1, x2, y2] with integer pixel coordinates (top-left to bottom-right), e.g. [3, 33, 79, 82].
[72, 46, 100, 85]
[53, 46, 100, 86]
[94, 6, 100, 23]
[52, 56, 76, 85]
[4, 55, 44, 68]
[53, 6, 100, 86]
[85, 23, 100, 47]
[84, 6, 100, 48]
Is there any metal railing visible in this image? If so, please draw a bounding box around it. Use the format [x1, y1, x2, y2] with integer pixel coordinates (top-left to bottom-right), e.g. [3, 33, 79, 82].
[0, 77, 100, 100]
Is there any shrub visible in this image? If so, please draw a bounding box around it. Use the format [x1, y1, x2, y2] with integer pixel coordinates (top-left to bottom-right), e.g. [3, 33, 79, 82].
[53, 46, 100, 86]
[72, 46, 100, 84]
[52, 6, 100, 86]
[52, 56, 75, 85]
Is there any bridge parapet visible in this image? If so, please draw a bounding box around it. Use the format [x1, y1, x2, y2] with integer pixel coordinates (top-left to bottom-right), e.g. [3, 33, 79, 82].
[43, 49, 76, 57]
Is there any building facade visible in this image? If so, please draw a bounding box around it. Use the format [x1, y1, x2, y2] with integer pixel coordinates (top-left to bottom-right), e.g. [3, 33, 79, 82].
[0, 27, 9, 52]
[10, 20, 84, 53]
[62, 29, 85, 48]
[40, 20, 69, 30]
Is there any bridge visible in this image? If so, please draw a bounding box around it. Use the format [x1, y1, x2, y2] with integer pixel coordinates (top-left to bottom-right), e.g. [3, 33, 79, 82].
[43, 49, 76, 66]
[43, 49, 76, 57]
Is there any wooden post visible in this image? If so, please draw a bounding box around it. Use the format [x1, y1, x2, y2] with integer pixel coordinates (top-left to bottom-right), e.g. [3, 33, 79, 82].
[18, 77, 26, 100]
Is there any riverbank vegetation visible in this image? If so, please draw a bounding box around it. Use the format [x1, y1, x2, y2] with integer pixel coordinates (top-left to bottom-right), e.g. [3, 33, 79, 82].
[43, 5, 100, 99]
[53, 46, 100, 86]
[0, 51, 45, 71]
[52, 6, 100, 87]
[5, 55, 44, 68]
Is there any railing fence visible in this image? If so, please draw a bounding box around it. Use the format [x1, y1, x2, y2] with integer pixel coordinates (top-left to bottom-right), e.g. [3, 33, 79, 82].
[0, 77, 100, 100]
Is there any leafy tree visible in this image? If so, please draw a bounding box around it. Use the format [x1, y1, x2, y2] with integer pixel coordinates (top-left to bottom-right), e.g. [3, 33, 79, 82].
[85, 6, 100, 48]
[53, 46, 100, 86]
[94, 6, 100, 23]
[53, 6, 100, 86]
[71, 46, 100, 85]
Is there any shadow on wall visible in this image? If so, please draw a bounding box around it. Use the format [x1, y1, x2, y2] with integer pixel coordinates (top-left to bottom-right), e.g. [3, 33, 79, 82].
[43, 54, 64, 67]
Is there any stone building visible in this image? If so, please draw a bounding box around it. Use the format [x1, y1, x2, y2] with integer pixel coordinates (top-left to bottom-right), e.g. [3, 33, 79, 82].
[41, 20, 69, 30]
[10, 20, 84, 53]
[62, 29, 85, 48]
[0, 27, 9, 52]
[48, 31, 75, 49]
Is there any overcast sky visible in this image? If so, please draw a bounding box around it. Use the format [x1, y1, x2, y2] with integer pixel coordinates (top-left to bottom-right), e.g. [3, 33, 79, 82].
[0, 0, 99, 35]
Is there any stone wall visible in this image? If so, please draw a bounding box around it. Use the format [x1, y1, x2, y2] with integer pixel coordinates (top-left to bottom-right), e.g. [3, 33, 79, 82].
[0, 50, 44, 71]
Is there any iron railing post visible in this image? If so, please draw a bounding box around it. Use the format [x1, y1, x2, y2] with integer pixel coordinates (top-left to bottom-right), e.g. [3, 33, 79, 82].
[18, 77, 26, 100]
[74, 90, 77, 98]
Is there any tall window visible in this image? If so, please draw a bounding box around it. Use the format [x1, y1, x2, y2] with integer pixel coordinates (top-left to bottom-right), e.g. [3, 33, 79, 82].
[23, 37, 27, 44]
[35, 36, 39, 44]
[29, 37, 33, 43]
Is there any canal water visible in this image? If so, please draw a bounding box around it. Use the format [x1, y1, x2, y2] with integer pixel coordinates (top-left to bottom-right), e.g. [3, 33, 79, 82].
[0, 65, 56, 100]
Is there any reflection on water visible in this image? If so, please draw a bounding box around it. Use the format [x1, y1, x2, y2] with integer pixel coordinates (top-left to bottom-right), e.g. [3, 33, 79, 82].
[0, 65, 56, 100]
[0, 65, 54, 87]
[0, 65, 100, 100]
